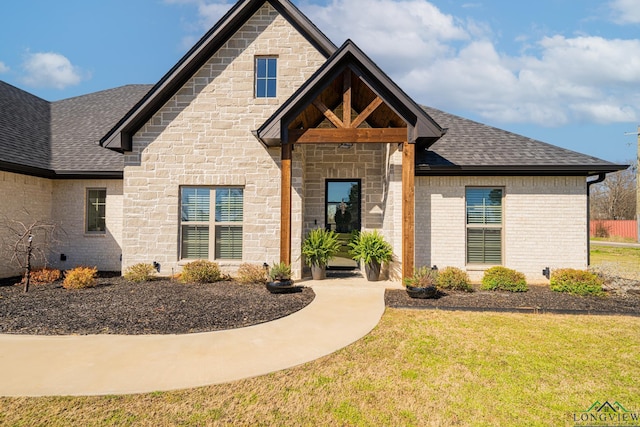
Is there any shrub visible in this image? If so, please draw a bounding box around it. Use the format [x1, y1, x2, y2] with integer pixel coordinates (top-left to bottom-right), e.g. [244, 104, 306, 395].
[550, 268, 605, 296]
[348, 230, 393, 265]
[437, 267, 473, 292]
[124, 263, 156, 283]
[481, 266, 528, 292]
[180, 260, 222, 283]
[269, 262, 292, 281]
[237, 263, 268, 284]
[63, 266, 98, 289]
[302, 228, 341, 267]
[403, 266, 439, 288]
[21, 267, 61, 285]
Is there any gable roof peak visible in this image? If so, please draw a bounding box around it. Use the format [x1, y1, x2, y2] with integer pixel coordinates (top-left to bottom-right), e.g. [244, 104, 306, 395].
[256, 38, 445, 146]
[101, 0, 337, 152]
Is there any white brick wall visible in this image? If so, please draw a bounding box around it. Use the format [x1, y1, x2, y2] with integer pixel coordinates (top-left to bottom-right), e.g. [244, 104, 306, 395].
[49, 180, 123, 272]
[122, 4, 327, 278]
[0, 171, 53, 278]
[416, 175, 588, 283]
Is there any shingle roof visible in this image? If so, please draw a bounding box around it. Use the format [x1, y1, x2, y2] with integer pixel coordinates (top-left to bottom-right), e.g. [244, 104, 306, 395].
[0, 81, 151, 178]
[417, 106, 627, 175]
[51, 85, 152, 175]
[0, 81, 51, 175]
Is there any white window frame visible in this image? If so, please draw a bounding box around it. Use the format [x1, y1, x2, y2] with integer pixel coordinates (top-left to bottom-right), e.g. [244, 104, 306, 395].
[255, 56, 277, 98]
[180, 187, 244, 261]
[465, 187, 504, 265]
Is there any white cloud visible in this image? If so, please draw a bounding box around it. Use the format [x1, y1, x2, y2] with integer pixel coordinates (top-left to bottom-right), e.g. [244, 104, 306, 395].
[21, 52, 84, 89]
[165, 0, 233, 31]
[164, 0, 234, 49]
[299, 0, 640, 127]
[303, 0, 469, 73]
[610, 0, 640, 24]
[168, 0, 640, 127]
[0, 61, 9, 73]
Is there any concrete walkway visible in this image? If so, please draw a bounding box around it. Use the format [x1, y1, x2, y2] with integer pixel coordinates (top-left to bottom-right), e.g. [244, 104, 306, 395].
[0, 278, 397, 397]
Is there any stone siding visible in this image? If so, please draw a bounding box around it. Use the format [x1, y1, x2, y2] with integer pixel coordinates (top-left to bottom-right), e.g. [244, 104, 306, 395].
[301, 143, 387, 233]
[302, 143, 402, 277]
[122, 4, 326, 278]
[416, 175, 588, 282]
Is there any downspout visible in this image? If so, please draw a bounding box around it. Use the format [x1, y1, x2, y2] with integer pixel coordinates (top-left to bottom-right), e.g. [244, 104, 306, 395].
[586, 173, 607, 265]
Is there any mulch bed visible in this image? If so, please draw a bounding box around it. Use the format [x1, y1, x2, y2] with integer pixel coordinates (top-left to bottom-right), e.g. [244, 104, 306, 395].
[3, 276, 639, 336]
[0, 276, 314, 335]
[385, 284, 640, 316]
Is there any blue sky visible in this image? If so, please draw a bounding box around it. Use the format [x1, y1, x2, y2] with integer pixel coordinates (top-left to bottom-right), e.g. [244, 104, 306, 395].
[1, 0, 639, 164]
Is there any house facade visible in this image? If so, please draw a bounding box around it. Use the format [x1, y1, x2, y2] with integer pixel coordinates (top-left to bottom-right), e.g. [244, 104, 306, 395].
[0, 0, 625, 282]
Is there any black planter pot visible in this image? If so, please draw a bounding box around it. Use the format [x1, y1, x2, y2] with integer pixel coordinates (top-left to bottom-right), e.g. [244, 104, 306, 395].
[406, 285, 438, 299]
[266, 279, 299, 294]
[364, 262, 381, 281]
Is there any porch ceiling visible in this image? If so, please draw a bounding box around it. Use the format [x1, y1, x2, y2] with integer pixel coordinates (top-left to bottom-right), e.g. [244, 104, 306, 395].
[288, 69, 407, 132]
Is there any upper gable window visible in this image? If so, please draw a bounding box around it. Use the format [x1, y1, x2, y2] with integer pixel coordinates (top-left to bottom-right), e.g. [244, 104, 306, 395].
[255, 57, 277, 98]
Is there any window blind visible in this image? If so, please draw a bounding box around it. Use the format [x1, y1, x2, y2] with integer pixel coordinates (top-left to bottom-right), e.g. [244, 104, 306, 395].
[181, 225, 210, 259]
[466, 188, 503, 264]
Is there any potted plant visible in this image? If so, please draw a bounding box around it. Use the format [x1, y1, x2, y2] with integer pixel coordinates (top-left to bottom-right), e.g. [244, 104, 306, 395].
[301, 228, 341, 280]
[266, 261, 297, 293]
[348, 230, 393, 281]
[404, 266, 439, 299]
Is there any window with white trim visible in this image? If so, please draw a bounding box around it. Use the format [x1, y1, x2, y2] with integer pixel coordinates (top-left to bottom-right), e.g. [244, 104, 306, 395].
[255, 57, 277, 98]
[86, 188, 106, 233]
[180, 187, 243, 260]
[466, 188, 503, 264]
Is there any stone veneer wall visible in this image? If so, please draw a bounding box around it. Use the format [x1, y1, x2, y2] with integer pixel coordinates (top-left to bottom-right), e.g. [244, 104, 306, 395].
[49, 179, 123, 272]
[122, 4, 326, 278]
[301, 143, 386, 233]
[415, 175, 588, 283]
[0, 171, 53, 278]
[301, 143, 403, 279]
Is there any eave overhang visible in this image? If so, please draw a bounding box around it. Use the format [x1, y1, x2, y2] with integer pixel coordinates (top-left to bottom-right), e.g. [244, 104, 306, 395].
[0, 160, 123, 179]
[415, 164, 630, 177]
[255, 40, 446, 147]
[100, 0, 337, 152]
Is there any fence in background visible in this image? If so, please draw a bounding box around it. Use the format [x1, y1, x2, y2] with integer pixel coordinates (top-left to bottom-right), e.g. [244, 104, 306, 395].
[590, 220, 638, 240]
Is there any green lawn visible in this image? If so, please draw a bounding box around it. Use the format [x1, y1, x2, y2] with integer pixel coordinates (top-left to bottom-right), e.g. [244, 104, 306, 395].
[591, 244, 640, 278]
[2, 310, 639, 426]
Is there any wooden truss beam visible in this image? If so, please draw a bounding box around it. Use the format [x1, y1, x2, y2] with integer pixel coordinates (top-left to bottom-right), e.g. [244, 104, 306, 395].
[312, 99, 344, 129]
[289, 128, 406, 144]
[343, 70, 352, 127]
[351, 97, 383, 129]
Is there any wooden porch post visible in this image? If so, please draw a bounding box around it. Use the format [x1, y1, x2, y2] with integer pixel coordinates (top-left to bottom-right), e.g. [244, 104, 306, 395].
[402, 141, 415, 279]
[280, 143, 292, 265]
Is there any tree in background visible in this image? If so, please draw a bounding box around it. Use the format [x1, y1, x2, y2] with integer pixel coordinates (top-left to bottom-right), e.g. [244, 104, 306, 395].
[590, 160, 637, 220]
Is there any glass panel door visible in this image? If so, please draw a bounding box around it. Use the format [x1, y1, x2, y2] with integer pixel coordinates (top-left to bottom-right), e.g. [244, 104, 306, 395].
[326, 180, 361, 269]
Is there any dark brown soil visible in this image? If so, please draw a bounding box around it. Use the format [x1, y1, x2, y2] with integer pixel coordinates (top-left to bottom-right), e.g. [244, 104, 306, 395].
[386, 284, 640, 316]
[0, 276, 314, 335]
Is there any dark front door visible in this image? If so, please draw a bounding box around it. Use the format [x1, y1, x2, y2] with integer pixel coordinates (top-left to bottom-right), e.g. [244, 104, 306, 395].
[326, 180, 361, 268]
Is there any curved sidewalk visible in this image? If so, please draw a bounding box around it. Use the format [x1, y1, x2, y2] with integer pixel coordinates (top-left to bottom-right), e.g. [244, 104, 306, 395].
[0, 279, 390, 397]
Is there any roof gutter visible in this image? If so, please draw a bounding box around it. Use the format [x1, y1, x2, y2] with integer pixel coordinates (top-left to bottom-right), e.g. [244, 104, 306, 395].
[586, 173, 607, 265]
